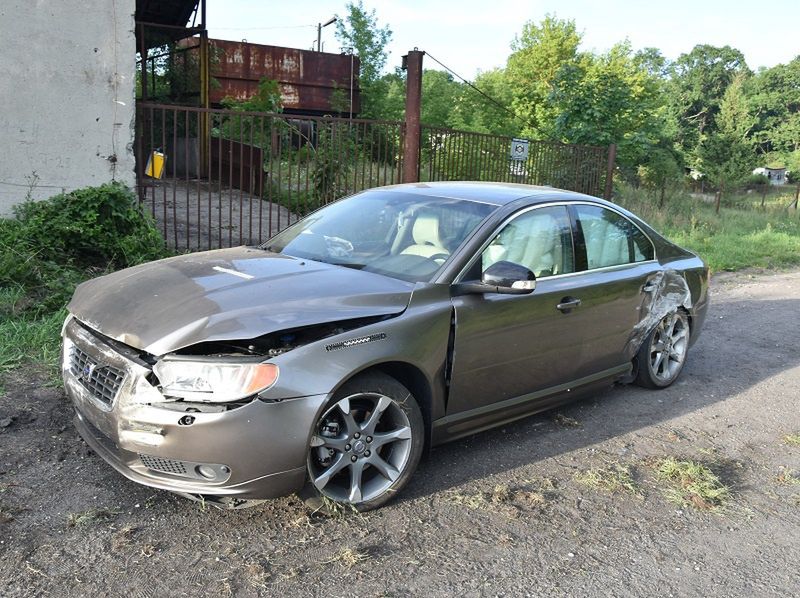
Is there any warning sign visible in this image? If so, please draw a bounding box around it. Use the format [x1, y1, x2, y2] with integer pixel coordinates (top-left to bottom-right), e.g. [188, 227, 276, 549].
[509, 138, 529, 161]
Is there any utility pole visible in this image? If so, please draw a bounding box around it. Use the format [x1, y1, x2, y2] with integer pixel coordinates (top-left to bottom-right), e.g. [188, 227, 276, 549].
[317, 16, 337, 52]
[402, 49, 424, 183]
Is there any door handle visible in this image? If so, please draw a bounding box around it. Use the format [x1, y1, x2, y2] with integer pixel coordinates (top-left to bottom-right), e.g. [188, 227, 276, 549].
[556, 297, 582, 312]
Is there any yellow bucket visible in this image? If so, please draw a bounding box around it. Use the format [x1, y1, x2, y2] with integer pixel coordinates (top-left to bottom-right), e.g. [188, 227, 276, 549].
[145, 150, 166, 179]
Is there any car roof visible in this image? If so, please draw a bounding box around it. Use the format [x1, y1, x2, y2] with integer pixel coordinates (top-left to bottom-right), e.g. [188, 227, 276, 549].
[377, 181, 591, 206]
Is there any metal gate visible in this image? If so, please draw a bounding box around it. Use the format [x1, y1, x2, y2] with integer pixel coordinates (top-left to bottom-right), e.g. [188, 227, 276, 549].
[135, 103, 613, 251]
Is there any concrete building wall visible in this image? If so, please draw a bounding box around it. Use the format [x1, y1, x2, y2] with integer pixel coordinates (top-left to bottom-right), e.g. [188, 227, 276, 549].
[0, 0, 137, 215]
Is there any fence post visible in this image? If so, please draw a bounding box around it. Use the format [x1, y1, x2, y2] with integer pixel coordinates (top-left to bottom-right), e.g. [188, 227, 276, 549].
[402, 50, 424, 183]
[604, 143, 616, 199]
[199, 30, 210, 178]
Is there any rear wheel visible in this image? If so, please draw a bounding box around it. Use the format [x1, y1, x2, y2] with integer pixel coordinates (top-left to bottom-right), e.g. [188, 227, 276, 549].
[304, 372, 424, 511]
[635, 311, 690, 389]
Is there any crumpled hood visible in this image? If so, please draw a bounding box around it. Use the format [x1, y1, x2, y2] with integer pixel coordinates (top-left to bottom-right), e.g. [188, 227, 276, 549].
[68, 247, 414, 355]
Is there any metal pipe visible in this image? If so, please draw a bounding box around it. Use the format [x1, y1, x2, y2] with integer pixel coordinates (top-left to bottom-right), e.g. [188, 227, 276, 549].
[402, 50, 424, 183]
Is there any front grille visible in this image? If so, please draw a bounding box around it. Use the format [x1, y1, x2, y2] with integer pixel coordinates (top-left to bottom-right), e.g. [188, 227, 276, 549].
[69, 345, 126, 406]
[139, 454, 189, 476]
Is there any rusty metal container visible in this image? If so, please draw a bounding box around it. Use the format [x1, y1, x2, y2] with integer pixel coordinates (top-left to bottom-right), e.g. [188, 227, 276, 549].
[209, 39, 361, 115]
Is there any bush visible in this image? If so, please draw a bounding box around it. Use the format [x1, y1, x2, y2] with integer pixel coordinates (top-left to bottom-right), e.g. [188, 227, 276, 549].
[11, 183, 165, 268]
[745, 173, 769, 189]
[0, 183, 167, 316]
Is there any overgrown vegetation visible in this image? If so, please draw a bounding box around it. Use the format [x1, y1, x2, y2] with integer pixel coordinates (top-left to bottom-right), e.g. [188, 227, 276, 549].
[784, 433, 800, 446]
[0, 184, 168, 381]
[67, 507, 120, 527]
[616, 184, 800, 272]
[575, 463, 641, 496]
[655, 457, 731, 511]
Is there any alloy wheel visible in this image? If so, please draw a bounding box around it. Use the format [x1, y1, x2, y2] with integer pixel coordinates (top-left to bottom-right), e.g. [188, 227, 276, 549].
[648, 312, 689, 383]
[308, 393, 413, 504]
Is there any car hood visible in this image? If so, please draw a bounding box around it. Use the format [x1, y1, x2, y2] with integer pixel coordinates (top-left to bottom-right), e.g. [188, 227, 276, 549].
[68, 247, 414, 355]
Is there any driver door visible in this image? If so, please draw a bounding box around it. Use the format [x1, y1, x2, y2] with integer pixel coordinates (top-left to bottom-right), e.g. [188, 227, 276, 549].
[447, 205, 584, 417]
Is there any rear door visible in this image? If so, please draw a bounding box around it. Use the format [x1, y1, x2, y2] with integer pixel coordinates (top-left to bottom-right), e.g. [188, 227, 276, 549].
[566, 203, 661, 377]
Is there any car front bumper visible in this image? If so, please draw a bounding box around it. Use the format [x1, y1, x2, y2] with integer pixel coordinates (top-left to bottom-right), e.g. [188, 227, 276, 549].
[62, 317, 327, 499]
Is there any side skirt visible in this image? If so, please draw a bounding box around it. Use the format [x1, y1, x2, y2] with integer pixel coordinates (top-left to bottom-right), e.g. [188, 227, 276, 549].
[431, 363, 631, 445]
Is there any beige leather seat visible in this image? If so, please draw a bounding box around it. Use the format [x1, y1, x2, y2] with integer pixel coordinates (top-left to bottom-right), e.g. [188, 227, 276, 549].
[481, 214, 563, 278]
[506, 214, 562, 277]
[584, 218, 627, 269]
[400, 212, 449, 259]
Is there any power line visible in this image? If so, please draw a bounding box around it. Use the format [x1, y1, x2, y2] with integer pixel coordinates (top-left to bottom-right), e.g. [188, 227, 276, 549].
[423, 51, 535, 132]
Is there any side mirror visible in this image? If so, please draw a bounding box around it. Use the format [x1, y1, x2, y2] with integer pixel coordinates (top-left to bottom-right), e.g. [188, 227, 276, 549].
[452, 260, 536, 296]
[483, 261, 536, 291]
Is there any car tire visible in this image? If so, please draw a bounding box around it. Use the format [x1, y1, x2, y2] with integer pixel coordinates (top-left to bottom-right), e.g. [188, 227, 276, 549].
[302, 372, 425, 512]
[634, 310, 691, 389]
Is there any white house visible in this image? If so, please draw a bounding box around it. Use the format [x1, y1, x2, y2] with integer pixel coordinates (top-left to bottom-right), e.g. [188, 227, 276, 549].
[752, 166, 787, 185]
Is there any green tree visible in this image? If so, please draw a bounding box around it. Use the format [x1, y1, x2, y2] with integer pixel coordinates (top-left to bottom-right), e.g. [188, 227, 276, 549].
[506, 15, 582, 138]
[747, 57, 800, 157]
[548, 42, 665, 167]
[335, 1, 393, 119]
[419, 70, 461, 127]
[667, 44, 750, 166]
[697, 74, 757, 211]
[448, 69, 517, 136]
[637, 148, 683, 207]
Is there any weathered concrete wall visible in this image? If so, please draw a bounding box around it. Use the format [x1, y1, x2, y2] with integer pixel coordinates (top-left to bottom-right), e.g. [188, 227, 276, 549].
[0, 0, 137, 215]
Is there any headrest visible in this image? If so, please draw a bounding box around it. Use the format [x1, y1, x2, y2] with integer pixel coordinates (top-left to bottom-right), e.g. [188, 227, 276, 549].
[411, 213, 443, 246]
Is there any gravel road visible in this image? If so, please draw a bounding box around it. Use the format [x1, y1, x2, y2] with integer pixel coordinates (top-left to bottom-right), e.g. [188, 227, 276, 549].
[1, 268, 799, 597]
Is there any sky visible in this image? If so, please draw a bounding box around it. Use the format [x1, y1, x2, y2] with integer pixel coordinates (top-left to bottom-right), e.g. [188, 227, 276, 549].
[206, 0, 800, 80]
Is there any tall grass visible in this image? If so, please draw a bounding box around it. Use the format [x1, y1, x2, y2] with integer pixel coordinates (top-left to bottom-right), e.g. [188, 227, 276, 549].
[615, 184, 800, 272]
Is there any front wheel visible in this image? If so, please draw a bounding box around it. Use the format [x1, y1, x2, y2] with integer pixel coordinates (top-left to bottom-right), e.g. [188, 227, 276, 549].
[304, 372, 424, 511]
[635, 310, 690, 389]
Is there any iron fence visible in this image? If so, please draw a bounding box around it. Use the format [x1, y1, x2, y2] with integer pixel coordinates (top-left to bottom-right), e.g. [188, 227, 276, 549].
[420, 126, 610, 197]
[135, 103, 613, 251]
[136, 103, 404, 251]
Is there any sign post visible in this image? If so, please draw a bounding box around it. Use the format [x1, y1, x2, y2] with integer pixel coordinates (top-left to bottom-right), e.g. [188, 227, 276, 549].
[509, 138, 529, 161]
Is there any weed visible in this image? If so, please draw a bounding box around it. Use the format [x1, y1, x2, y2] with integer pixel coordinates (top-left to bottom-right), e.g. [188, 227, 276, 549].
[245, 560, 271, 588]
[308, 494, 360, 519]
[783, 433, 800, 446]
[655, 457, 731, 511]
[326, 547, 370, 569]
[0, 308, 66, 378]
[67, 507, 120, 527]
[0, 504, 15, 524]
[447, 482, 549, 516]
[552, 413, 581, 428]
[140, 543, 156, 557]
[110, 525, 137, 551]
[575, 463, 641, 496]
[776, 471, 800, 485]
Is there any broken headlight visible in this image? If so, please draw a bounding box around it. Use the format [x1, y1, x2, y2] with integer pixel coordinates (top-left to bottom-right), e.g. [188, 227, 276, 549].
[153, 358, 279, 403]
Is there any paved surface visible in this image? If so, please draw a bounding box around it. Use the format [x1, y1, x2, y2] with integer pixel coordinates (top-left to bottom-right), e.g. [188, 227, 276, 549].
[1, 269, 799, 597]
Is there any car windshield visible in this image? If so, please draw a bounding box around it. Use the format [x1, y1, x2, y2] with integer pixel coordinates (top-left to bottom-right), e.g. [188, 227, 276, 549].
[263, 190, 496, 282]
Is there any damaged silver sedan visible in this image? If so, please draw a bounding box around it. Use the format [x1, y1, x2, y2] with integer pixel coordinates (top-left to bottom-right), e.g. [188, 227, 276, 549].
[62, 182, 709, 510]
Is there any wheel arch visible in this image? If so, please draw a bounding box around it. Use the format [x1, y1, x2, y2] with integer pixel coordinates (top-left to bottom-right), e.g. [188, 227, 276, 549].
[335, 361, 435, 454]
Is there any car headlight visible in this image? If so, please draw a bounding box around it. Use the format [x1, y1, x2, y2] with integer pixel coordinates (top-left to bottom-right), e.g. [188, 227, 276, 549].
[152, 358, 279, 403]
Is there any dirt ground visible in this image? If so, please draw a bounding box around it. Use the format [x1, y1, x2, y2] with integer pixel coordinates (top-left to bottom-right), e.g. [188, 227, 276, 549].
[139, 178, 295, 252]
[1, 269, 799, 597]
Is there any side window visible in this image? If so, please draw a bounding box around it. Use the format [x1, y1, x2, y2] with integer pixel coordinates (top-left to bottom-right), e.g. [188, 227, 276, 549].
[481, 206, 574, 278]
[575, 205, 654, 269]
